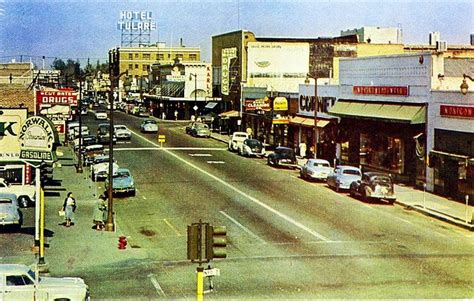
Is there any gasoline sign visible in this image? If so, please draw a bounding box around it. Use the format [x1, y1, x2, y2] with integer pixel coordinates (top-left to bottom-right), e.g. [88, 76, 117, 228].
[18, 116, 58, 162]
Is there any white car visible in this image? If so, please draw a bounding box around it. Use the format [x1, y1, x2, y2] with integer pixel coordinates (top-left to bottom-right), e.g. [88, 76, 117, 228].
[95, 110, 107, 120]
[114, 124, 132, 140]
[91, 156, 119, 181]
[0, 178, 35, 208]
[238, 139, 265, 157]
[228, 132, 249, 151]
[140, 119, 158, 133]
[300, 159, 332, 181]
[0, 264, 90, 301]
[327, 165, 362, 192]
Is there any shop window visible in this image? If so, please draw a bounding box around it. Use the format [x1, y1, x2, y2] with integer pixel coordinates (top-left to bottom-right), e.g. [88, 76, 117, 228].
[360, 133, 404, 173]
[341, 141, 349, 163]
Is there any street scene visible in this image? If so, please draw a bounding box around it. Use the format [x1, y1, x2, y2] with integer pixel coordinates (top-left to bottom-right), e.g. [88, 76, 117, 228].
[0, 0, 473, 300]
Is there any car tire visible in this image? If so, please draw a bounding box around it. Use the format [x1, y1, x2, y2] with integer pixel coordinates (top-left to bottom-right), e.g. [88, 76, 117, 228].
[335, 184, 340, 193]
[130, 190, 136, 197]
[18, 196, 29, 208]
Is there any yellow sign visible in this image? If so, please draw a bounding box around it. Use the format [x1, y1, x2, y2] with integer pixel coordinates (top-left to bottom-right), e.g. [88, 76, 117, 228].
[158, 135, 166, 143]
[273, 97, 288, 111]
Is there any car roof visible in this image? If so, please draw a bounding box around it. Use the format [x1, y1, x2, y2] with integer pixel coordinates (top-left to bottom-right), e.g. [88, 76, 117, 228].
[0, 264, 30, 274]
[337, 165, 361, 171]
[308, 159, 330, 164]
[276, 146, 292, 151]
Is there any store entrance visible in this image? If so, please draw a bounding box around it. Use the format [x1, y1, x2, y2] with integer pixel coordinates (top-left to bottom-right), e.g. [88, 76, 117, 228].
[443, 159, 459, 199]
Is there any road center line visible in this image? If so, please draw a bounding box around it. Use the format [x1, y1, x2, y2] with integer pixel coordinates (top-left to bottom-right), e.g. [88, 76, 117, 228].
[132, 129, 331, 242]
[220, 210, 266, 244]
[147, 273, 167, 297]
[163, 218, 182, 236]
[113, 147, 227, 151]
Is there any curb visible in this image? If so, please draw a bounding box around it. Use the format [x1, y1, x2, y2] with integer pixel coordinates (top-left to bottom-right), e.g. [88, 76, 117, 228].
[394, 200, 474, 231]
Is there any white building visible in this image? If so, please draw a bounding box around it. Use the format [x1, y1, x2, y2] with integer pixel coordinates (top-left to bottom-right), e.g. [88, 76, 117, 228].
[340, 26, 402, 44]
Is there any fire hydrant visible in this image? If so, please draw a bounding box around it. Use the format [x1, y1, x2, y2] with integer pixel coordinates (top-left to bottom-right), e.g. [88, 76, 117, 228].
[118, 236, 127, 250]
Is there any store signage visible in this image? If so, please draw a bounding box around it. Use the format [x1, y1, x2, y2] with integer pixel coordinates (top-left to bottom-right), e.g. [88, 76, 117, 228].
[36, 90, 77, 106]
[206, 65, 212, 96]
[221, 47, 237, 96]
[0, 108, 27, 161]
[353, 86, 409, 96]
[273, 97, 288, 111]
[245, 97, 271, 111]
[18, 116, 58, 162]
[440, 105, 474, 119]
[117, 11, 156, 31]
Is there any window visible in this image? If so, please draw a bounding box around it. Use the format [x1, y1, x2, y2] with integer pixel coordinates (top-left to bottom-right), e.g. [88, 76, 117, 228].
[128, 54, 133, 60]
[143, 53, 151, 59]
[189, 53, 197, 61]
[6, 275, 34, 286]
[175, 54, 183, 59]
[360, 133, 404, 173]
[157, 53, 164, 60]
[143, 64, 149, 71]
[128, 64, 132, 70]
[134, 53, 139, 59]
[135, 64, 139, 69]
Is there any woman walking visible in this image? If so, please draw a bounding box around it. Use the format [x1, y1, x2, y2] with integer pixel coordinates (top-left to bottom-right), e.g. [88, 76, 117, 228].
[63, 192, 76, 227]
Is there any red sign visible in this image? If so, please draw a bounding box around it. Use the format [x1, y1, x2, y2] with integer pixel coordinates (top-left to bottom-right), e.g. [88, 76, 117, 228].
[245, 98, 271, 111]
[353, 86, 409, 96]
[440, 105, 474, 119]
[36, 90, 77, 110]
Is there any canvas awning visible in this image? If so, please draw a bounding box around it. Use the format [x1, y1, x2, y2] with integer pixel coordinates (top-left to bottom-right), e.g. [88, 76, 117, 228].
[205, 102, 218, 109]
[328, 100, 426, 124]
[219, 110, 239, 119]
[290, 116, 330, 128]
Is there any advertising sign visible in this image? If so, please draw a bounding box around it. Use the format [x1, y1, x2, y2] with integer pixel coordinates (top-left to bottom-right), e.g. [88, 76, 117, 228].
[221, 47, 237, 96]
[353, 86, 409, 96]
[18, 116, 58, 162]
[273, 97, 288, 111]
[440, 105, 474, 119]
[0, 108, 27, 161]
[117, 11, 156, 31]
[245, 97, 271, 111]
[36, 90, 77, 134]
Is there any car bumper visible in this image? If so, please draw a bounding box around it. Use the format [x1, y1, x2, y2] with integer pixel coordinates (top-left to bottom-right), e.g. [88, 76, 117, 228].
[113, 187, 135, 193]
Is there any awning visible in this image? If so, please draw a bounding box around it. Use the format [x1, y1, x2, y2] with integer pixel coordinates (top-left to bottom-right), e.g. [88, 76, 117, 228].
[290, 116, 330, 128]
[219, 110, 239, 119]
[328, 101, 426, 124]
[430, 150, 469, 162]
[205, 102, 218, 109]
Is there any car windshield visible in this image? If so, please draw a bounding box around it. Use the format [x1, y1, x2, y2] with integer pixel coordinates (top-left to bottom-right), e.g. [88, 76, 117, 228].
[115, 126, 127, 130]
[277, 149, 293, 155]
[145, 120, 156, 125]
[113, 171, 130, 178]
[196, 124, 208, 129]
[313, 162, 330, 167]
[371, 175, 392, 184]
[94, 157, 109, 164]
[343, 169, 361, 176]
[235, 133, 247, 138]
[246, 140, 261, 147]
[0, 198, 13, 204]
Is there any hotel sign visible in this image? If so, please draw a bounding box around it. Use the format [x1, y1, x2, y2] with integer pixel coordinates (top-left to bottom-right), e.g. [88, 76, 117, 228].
[440, 105, 474, 119]
[117, 11, 156, 31]
[353, 86, 409, 96]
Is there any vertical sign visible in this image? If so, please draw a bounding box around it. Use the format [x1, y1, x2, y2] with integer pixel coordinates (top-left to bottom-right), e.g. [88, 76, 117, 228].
[206, 65, 212, 96]
[221, 48, 237, 96]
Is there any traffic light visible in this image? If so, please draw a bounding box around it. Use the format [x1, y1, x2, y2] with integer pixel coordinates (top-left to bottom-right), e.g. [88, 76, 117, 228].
[39, 161, 53, 187]
[205, 225, 227, 260]
[187, 224, 200, 261]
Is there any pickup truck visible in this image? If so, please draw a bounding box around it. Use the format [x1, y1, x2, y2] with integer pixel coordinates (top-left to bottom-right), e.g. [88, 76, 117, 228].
[0, 264, 90, 300]
[228, 132, 249, 152]
[0, 178, 35, 208]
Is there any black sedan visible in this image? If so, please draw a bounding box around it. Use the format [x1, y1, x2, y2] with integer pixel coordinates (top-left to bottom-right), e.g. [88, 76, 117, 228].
[349, 172, 396, 203]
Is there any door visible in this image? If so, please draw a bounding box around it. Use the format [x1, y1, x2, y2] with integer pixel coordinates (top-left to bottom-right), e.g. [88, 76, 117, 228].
[4, 275, 35, 301]
[444, 159, 459, 199]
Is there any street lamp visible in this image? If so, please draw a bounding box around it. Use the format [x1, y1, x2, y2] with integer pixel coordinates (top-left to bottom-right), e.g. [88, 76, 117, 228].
[105, 70, 129, 232]
[460, 74, 474, 95]
[305, 73, 318, 159]
[189, 73, 197, 118]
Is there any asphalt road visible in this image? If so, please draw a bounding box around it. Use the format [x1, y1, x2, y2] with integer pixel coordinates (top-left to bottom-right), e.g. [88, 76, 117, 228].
[2, 110, 473, 299]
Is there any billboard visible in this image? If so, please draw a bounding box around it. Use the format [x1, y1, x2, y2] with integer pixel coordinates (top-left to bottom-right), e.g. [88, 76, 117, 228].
[36, 90, 77, 134]
[0, 108, 28, 161]
[247, 42, 309, 93]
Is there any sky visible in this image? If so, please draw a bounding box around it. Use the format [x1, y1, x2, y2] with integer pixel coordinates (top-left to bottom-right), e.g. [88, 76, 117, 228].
[0, 0, 472, 68]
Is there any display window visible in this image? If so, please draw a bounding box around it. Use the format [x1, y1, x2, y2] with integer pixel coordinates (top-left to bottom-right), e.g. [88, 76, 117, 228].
[360, 133, 404, 173]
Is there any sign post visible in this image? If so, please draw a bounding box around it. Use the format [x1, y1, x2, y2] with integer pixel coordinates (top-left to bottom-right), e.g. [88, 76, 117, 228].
[158, 134, 166, 148]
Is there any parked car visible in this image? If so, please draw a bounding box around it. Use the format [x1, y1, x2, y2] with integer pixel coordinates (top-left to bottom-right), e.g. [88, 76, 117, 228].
[0, 178, 35, 208]
[97, 123, 117, 144]
[73, 135, 97, 151]
[300, 159, 332, 181]
[114, 124, 132, 140]
[267, 147, 297, 168]
[140, 119, 158, 133]
[238, 139, 265, 157]
[105, 168, 136, 196]
[95, 110, 107, 120]
[185, 122, 196, 134]
[228, 132, 249, 151]
[134, 107, 150, 117]
[190, 123, 211, 137]
[0, 264, 90, 300]
[82, 144, 105, 166]
[349, 172, 396, 203]
[327, 165, 362, 192]
[0, 193, 22, 231]
[90, 155, 119, 181]
[68, 126, 90, 141]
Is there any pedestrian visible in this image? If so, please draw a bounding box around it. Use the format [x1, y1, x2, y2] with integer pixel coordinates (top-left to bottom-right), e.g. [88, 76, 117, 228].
[93, 195, 107, 230]
[63, 192, 76, 227]
[299, 142, 307, 158]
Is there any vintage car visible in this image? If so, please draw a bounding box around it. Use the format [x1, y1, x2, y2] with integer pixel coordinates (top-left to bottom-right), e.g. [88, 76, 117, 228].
[90, 156, 119, 181]
[326, 165, 362, 192]
[228, 132, 249, 152]
[73, 135, 97, 151]
[114, 124, 132, 140]
[95, 110, 107, 120]
[0, 179, 35, 208]
[300, 159, 332, 181]
[238, 139, 265, 157]
[140, 119, 158, 133]
[349, 172, 396, 203]
[97, 123, 117, 144]
[0, 193, 22, 231]
[105, 168, 136, 196]
[267, 147, 297, 168]
[82, 144, 105, 166]
[190, 123, 211, 138]
[0, 264, 90, 300]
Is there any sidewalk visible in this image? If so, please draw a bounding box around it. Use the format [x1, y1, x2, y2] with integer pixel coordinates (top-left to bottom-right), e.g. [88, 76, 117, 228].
[209, 131, 474, 231]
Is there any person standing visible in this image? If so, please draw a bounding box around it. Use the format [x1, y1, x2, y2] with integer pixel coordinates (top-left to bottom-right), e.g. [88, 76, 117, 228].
[93, 195, 107, 230]
[63, 192, 76, 227]
[299, 142, 307, 158]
